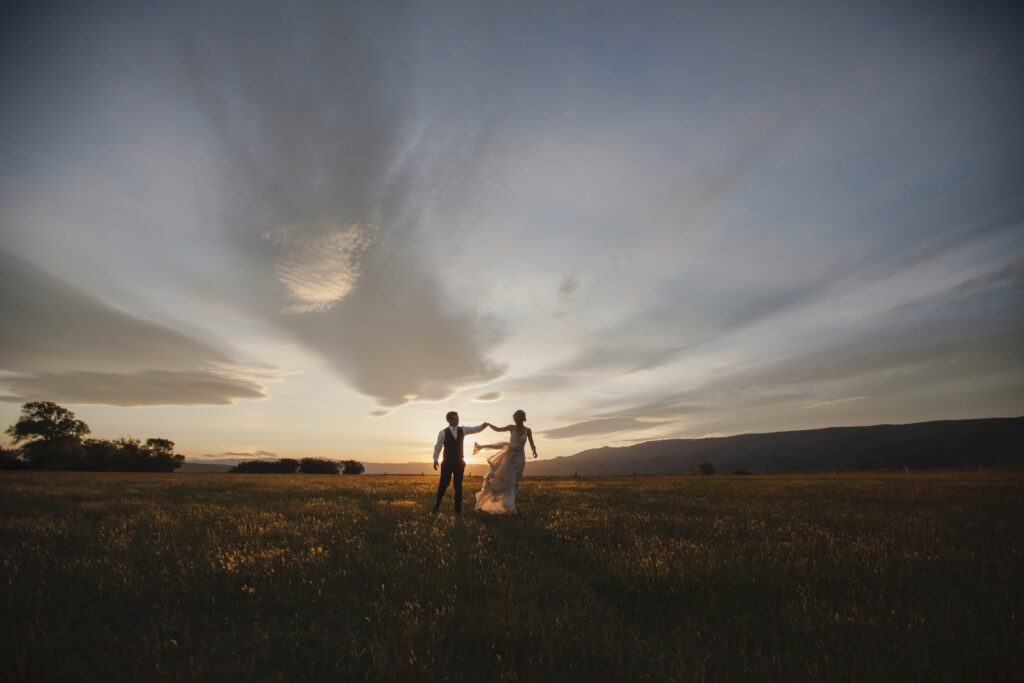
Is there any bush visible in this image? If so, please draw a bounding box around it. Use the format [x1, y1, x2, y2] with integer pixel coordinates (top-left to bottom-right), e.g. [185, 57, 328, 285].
[0, 447, 27, 470]
[299, 458, 340, 474]
[230, 459, 300, 474]
[79, 437, 185, 472]
[695, 461, 715, 475]
[341, 460, 365, 475]
[20, 437, 86, 470]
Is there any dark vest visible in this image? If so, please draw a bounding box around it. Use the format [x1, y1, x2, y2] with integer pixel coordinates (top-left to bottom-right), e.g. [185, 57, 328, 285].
[442, 427, 465, 463]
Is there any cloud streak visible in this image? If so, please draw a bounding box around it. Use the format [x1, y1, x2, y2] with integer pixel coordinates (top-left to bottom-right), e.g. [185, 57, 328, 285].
[584, 258, 1024, 432]
[543, 418, 666, 440]
[1, 370, 266, 407]
[0, 251, 268, 406]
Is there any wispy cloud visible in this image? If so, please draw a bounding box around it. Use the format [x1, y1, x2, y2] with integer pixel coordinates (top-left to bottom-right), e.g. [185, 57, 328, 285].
[0, 370, 266, 407]
[543, 418, 667, 440]
[806, 396, 870, 409]
[266, 223, 374, 313]
[0, 251, 270, 406]
[581, 259, 1024, 432]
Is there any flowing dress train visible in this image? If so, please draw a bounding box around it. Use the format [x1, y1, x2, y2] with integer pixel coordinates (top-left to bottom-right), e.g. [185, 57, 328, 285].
[474, 428, 528, 514]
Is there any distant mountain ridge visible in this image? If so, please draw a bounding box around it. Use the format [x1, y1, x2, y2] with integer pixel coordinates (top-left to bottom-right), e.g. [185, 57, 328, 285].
[180, 417, 1022, 476]
[526, 417, 1024, 476]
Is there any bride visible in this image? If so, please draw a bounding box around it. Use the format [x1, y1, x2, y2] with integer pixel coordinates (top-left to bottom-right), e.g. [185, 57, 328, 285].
[473, 410, 538, 515]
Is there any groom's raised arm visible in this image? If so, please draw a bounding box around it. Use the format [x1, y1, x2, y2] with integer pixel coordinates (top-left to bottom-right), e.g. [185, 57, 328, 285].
[462, 423, 486, 435]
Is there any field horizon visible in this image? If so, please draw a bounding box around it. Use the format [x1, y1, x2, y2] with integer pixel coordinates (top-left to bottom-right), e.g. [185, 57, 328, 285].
[2, 470, 1021, 681]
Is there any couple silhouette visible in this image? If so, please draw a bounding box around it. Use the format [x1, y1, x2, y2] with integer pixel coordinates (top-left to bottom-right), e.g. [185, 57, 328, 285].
[431, 410, 537, 515]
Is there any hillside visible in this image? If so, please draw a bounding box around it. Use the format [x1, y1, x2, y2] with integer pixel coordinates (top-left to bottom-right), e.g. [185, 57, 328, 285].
[527, 417, 1024, 475]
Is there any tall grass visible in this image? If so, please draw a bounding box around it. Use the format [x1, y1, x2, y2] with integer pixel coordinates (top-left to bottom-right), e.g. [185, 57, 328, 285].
[1, 471, 1021, 681]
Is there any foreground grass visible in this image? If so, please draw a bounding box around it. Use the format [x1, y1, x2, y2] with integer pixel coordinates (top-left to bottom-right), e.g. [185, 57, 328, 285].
[1, 471, 1021, 682]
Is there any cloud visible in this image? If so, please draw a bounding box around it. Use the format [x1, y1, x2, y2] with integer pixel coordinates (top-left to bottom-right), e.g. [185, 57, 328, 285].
[211, 450, 276, 459]
[175, 3, 508, 408]
[542, 418, 666, 440]
[193, 451, 277, 465]
[882, 257, 1024, 321]
[0, 250, 231, 374]
[806, 396, 870, 409]
[524, 205, 1024, 390]
[281, 256, 507, 406]
[472, 391, 503, 403]
[558, 275, 579, 302]
[545, 279, 826, 380]
[266, 223, 374, 313]
[595, 392, 811, 423]
[0, 251, 269, 406]
[584, 259, 1024, 430]
[0, 370, 266, 407]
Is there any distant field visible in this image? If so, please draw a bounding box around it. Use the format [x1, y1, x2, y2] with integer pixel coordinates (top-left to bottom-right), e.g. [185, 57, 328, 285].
[1, 471, 1021, 682]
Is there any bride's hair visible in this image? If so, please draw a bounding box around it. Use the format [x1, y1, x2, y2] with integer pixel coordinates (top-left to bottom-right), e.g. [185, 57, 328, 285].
[513, 409, 526, 422]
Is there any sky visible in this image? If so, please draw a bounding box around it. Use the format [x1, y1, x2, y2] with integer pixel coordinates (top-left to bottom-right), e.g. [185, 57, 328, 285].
[1, 0, 1022, 464]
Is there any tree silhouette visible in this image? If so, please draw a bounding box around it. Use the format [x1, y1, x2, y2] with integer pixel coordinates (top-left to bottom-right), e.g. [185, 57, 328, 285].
[5, 402, 183, 471]
[299, 458, 340, 474]
[6, 401, 90, 445]
[230, 459, 300, 474]
[695, 461, 715, 475]
[79, 437, 185, 472]
[142, 438, 186, 472]
[341, 460, 365, 475]
[6, 402, 90, 470]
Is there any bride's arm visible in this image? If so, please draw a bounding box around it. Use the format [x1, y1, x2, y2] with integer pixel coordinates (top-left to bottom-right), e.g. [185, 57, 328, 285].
[488, 423, 512, 432]
[527, 428, 538, 458]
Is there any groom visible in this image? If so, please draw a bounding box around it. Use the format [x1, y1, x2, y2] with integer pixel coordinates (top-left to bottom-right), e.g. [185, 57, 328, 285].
[431, 411, 487, 514]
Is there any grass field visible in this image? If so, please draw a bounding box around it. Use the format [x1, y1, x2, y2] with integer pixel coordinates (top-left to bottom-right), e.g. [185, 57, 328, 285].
[1, 471, 1022, 682]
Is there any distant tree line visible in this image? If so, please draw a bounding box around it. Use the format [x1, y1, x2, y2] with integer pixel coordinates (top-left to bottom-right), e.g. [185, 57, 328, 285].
[229, 458, 365, 475]
[2, 401, 184, 472]
[231, 458, 302, 474]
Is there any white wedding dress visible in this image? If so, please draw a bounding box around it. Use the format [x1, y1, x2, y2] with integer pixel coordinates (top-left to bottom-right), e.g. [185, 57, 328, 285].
[474, 428, 528, 514]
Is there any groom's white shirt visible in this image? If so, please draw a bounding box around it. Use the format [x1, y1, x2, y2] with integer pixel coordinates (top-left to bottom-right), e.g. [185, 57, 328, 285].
[433, 424, 485, 465]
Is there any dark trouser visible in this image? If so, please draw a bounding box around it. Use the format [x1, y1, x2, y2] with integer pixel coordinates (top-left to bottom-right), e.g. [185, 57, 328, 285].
[434, 460, 465, 512]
